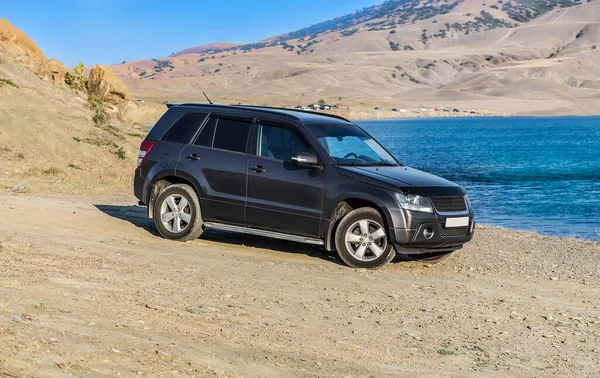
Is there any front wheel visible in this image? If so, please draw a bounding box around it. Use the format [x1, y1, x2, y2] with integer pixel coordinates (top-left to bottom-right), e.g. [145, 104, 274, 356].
[334, 208, 396, 269]
[153, 183, 204, 242]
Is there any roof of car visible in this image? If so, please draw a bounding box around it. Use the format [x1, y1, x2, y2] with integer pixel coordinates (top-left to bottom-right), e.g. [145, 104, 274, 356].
[167, 103, 353, 125]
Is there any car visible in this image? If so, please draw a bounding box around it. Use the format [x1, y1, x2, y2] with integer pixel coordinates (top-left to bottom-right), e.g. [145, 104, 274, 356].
[134, 104, 475, 269]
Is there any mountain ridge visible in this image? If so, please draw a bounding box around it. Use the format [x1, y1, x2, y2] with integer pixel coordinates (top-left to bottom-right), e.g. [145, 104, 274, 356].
[113, 0, 600, 117]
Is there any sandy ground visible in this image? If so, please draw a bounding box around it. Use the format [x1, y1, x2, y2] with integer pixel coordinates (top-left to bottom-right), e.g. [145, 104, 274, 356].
[0, 191, 599, 377]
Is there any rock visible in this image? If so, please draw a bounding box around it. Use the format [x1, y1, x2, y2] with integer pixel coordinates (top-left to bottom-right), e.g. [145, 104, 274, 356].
[41, 58, 67, 85]
[88, 65, 130, 105]
[0, 19, 66, 85]
[11, 314, 22, 322]
[0, 18, 45, 60]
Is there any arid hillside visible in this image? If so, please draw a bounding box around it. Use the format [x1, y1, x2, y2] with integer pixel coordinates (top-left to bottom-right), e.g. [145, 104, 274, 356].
[113, 0, 600, 117]
[0, 19, 165, 194]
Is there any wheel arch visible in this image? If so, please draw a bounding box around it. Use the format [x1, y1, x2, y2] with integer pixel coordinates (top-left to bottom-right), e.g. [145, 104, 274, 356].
[148, 172, 202, 219]
[324, 196, 393, 251]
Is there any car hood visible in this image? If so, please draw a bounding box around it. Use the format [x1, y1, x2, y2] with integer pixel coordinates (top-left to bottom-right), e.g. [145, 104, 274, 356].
[338, 165, 466, 197]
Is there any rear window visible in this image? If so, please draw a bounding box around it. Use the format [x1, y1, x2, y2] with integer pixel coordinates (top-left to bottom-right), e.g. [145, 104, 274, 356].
[212, 119, 252, 153]
[161, 112, 208, 144]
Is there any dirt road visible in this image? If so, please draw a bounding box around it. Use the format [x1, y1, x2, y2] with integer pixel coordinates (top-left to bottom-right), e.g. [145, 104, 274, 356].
[0, 191, 598, 377]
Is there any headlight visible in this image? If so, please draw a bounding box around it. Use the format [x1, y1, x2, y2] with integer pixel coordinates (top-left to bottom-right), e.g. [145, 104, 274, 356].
[395, 193, 433, 213]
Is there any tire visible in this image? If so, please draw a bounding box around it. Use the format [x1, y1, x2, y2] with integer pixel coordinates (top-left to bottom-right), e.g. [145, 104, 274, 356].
[153, 183, 204, 242]
[408, 251, 454, 263]
[334, 207, 396, 269]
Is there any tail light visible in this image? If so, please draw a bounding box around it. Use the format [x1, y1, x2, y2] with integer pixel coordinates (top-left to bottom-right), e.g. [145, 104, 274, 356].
[137, 139, 156, 168]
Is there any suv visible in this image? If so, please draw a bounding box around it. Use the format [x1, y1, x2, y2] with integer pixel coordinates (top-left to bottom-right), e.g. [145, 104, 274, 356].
[134, 104, 474, 269]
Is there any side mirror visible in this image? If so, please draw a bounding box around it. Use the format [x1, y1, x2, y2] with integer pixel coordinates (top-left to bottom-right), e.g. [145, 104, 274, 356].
[291, 152, 320, 169]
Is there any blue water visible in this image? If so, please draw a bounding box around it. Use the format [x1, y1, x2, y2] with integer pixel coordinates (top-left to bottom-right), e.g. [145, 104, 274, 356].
[356, 117, 600, 240]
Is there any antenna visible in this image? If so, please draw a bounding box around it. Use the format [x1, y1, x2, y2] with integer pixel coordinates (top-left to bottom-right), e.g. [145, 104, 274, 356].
[203, 92, 213, 105]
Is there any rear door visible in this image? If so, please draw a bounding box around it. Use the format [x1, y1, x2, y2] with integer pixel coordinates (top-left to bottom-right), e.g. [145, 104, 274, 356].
[246, 122, 324, 237]
[177, 116, 253, 226]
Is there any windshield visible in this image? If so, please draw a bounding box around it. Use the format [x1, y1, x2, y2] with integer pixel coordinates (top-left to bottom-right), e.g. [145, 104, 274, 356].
[306, 124, 400, 166]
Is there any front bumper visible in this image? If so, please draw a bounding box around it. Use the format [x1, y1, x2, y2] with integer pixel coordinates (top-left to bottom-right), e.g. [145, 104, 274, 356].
[390, 209, 475, 255]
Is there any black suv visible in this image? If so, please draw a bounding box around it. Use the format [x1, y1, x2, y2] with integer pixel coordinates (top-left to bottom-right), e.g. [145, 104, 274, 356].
[134, 104, 474, 269]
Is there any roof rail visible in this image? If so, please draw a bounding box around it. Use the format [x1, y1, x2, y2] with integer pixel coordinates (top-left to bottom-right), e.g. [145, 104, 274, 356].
[235, 105, 351, 122]
[166, 103, 351, 123]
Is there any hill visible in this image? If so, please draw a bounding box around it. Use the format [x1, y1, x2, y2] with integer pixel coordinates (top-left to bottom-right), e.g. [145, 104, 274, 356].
[113, 0, 600, 117]
[0, 19, 164, 194]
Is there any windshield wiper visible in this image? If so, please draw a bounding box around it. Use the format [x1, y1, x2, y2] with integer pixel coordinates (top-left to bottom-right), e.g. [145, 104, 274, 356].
[337, 162, 398, 167]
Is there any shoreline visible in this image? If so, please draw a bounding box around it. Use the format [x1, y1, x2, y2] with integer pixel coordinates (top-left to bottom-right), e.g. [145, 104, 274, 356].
[475, 223, 599, 243]
[354, 114, 600, 121]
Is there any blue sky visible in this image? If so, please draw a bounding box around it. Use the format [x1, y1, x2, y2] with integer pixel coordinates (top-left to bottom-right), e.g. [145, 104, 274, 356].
[3, 0, 381, 68]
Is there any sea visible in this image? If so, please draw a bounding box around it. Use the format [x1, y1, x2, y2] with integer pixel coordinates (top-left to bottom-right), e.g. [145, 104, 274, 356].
[356, 116, 600, 240]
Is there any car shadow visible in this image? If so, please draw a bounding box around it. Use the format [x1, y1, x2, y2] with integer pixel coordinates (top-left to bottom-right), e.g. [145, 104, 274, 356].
[93, 204, 344, 266]
[94, 204, 160, 236]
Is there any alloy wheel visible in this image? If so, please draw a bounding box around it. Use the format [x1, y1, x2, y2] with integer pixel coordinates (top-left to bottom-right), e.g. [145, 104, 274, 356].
[344, 219, 388, 262]
[159, 194, 192, 233]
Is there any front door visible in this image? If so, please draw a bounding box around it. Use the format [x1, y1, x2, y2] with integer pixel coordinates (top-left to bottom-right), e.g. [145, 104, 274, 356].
[177, 116, 252, 226]
[246, 123, 324, 238]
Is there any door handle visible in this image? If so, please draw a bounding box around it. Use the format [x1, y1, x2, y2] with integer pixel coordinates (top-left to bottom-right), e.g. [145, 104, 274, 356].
[185, 154, 200, 161]
[250, 165, 265, 173]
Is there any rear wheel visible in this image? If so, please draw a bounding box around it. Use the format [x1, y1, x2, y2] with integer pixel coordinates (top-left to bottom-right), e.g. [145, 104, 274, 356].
[153, 184, 203, 242]
[335, 208, 395, 269]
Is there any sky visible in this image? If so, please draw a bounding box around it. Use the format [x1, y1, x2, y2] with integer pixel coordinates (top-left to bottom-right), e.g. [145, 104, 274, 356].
[2, 0, 382, 68]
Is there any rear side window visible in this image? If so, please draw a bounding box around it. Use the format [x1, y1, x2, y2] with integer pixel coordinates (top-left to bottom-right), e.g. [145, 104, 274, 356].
[213, 119, 252, 153]
[161, 112, 208, 144]
[194, 118, 217, 147]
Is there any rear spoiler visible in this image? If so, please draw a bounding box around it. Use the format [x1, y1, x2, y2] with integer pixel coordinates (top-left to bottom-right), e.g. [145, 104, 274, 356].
[166, 103, 183, 109]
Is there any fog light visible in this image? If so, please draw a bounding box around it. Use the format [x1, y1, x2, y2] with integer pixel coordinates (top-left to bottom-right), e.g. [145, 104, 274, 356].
[423, 227, 435, 239]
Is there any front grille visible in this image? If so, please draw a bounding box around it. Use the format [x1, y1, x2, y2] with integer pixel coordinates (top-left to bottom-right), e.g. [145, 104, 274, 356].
[430, 196, 467, 212]
[440, 226, 470, 238]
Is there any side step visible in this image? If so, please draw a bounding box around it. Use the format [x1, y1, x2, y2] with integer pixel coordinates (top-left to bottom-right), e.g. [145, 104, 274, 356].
[203, 222, 324, 246]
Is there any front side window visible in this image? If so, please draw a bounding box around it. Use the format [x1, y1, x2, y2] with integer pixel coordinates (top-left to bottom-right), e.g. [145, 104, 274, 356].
[306, 124, 399, 166]
[212, 119, 252, 153]
[257, 125, 312, 162]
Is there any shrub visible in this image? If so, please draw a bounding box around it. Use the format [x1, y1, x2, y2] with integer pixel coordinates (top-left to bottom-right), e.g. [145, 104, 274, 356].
[0, 78, 18, 88]
[437, 349, 457, 356]
[198, 57, 206, 62]
[73, 136, 118, 148]
[68, 164, 83, 170]
[42, 167, 62, 176]
[576, 30, 584, 39]
[138, 71, 146, 77]
[85, 96, 108, 125]
[340, 29, 358, 37]
[389, 41, 400, 51]
[65, 62, 88, 92]
[114, 147, 126, 160]
[592, 45, 597, 50]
